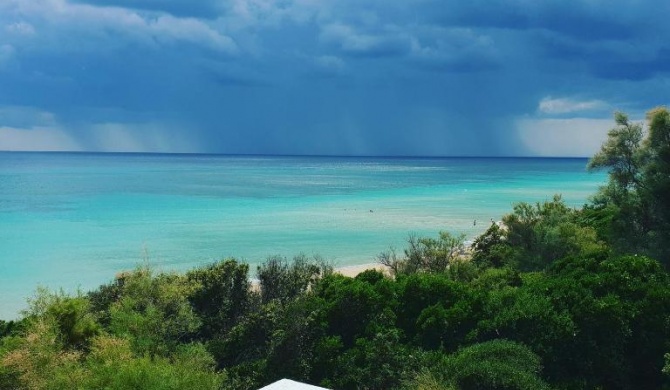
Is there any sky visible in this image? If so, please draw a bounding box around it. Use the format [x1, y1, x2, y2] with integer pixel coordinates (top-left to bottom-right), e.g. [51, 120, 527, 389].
[0, 0, 669, 157]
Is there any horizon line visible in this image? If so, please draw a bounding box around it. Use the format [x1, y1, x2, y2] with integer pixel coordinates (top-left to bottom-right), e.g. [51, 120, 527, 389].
[0, 150, 594, 159]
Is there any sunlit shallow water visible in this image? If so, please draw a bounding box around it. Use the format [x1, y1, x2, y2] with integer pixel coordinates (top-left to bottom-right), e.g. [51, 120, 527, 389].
[0, 153, 606, 319]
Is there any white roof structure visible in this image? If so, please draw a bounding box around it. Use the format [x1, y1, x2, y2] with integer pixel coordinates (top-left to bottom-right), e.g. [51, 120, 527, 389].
[258, 379, 330, 390]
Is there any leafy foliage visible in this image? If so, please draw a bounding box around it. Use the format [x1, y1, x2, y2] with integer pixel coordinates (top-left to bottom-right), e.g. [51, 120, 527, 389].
[187, 259, 253, 339]
[257, 254, 332, 305]
[501, 195, 606, 271]
[588, 107, 670, 263]
[441, 340, 550, 390]
[106, 268, 201, 356]
[379, 232, 466, 276]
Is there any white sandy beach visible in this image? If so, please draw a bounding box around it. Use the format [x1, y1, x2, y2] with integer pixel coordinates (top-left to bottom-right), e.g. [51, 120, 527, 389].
[334, 262, 389, 277]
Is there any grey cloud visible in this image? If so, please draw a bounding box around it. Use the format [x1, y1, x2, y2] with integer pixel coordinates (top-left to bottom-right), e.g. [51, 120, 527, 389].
[0, 2, 237, 56]
[534, 30, 670, 81]
[432, 0, 641, 41]
[69, 0, 223, 18]
[591, 48, 670, 81]
[408, 27, 500, 72]
[319, 23, 412, 58]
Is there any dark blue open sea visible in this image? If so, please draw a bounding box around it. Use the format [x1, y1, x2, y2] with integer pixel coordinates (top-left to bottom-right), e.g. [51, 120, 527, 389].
[0, 152, 606, 318]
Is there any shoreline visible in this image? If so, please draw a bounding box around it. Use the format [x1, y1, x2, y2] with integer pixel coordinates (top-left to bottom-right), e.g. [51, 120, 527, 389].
[334, 262, 388, 277]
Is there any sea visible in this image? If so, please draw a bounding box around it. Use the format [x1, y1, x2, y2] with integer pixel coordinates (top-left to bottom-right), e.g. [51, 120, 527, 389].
[0, 152, 607, 319]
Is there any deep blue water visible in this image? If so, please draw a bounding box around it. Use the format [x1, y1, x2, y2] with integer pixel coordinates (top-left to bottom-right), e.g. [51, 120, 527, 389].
[0, 152, 606, 319]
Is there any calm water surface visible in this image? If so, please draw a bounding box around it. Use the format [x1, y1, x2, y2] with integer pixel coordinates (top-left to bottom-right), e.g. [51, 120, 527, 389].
[0, 152, 606, 318]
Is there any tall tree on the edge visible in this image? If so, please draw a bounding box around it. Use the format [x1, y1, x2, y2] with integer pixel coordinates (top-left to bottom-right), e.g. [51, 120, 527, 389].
[588, 107, 670, 264]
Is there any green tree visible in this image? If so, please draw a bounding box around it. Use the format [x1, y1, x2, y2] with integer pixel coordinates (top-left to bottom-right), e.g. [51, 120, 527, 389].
[107, 268, 201, 356]
[187, 259, 253, 339]
[409, 340, 550, 390]
[1, 330, 223, 390]
[501, 195, 604, 271]
[530, 254, 670, 389]
[588, 107, 670, 263]
[329, 327, 427, 390]
[25, 288, 100, 351]
[0, 318, 28, 339]
[84, 336, 223, 390]
[396, 273, 480, 351]
[262, 296, 329, 385]
[471, 223, 514, 268]
[314, 273, 396, 348]
[641, 107, 670, 261]
[257, 254, 332, 305]
[379, 232, 466, 275]
[474, 284, 575, 361]
[0, 319, 87, 389]
[588, 112, 645, 191]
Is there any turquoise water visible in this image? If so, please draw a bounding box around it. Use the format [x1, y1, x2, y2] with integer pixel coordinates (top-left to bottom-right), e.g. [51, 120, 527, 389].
[0, 153, 606, 319]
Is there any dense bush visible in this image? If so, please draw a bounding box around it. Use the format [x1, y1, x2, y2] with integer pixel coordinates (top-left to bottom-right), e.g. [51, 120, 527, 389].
[3, 242, 670, 389]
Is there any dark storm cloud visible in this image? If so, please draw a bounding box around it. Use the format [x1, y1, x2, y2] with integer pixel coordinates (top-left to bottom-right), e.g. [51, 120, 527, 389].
[0, 0, 668, 155]
[591, 47, 670, 81]
[535, 30, 670, 82]
[432, 0, 641, 40]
